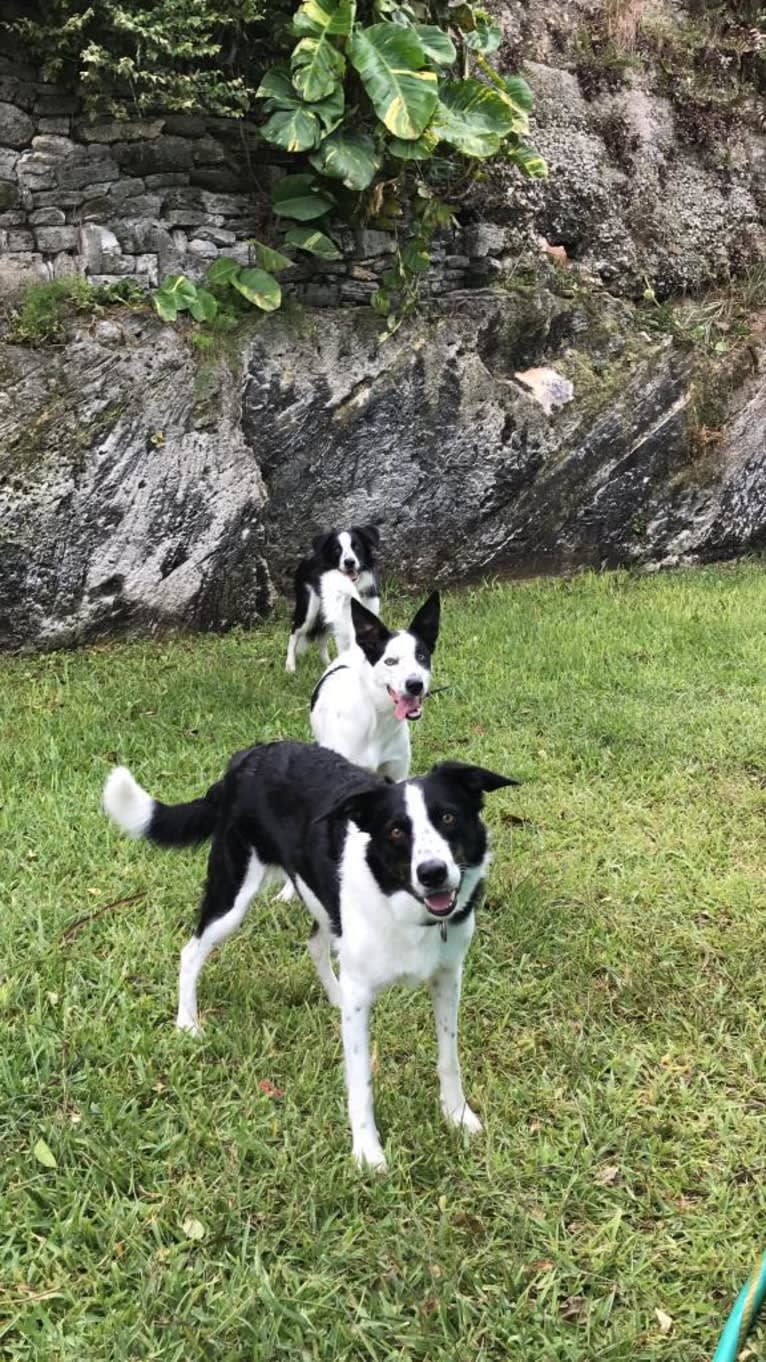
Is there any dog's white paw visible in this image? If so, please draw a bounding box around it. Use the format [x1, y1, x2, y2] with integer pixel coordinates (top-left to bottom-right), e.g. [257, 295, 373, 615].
[275, 879, 297, 903]
[176, 1015, 201, 1037]
[285, 659, 296, 675]
[444, 1102, 483, 1135]
[353, 1140, 387, 1172]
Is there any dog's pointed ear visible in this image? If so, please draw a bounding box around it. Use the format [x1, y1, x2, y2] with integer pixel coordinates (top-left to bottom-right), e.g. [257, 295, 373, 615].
[354, 523, 380, 552]
[432, 761, 520, 801]
[312, 782, 385, 831]
[409, 591, 440, 653]
[312, 529, 336, 558]
[351, 597, 392, 663]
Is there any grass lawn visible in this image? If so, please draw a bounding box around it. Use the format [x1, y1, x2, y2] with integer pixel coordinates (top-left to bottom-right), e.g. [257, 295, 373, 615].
[2, 563, 766, 1360]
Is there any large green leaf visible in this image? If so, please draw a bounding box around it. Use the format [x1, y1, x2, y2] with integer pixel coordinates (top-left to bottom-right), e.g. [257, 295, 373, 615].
[232, 268, 282, 311]
[348, 22, 438, 140]
[503, 74, 533, 114]
[473, 58, 530, 133]
[188, 287, 218, 323]
[250, 240, 295, 272]
[464, 12, 502, 54]
[412, 24, 456, 66]
[387, 128, 438, 160]
[256, 64, 344, 132]
[431, 78, 514, 158]
[309, 128, 381, 190]
[261, 105, 322, 152]
[256, 66, 298, 105]
[312, 83, 345, 132]
[291, 35, 346, 102]
[272, 173, 336, 221]
[293, 0, 355, 38]
[285, 225, 343, 259]
[206, 257, 240, 287]
[401, 240, 430, 273]
[508, 141, 548, 178]
[151, 275, 197, 322]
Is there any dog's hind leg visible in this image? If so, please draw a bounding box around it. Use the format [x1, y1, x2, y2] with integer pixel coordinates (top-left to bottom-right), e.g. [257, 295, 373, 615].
[307, 921, 341, 1007]
[429, 966, 482, 1134]
[286, 585, 320, 673]
[176, 835, 264, 1035]
[275, 874, 297, 903]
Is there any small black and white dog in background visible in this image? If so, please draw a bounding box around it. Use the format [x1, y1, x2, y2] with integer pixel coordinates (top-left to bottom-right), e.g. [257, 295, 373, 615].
[311, 591, 441, 782]
[285, 526, 381, 673]
[102, 741, 516, 1170]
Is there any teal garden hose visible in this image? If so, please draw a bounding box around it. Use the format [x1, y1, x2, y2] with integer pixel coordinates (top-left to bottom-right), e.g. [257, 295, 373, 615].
[712, 1252, 766, 1361]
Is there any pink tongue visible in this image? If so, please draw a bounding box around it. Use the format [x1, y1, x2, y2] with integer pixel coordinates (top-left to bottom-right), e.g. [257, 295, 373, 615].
[426, 892, 454, 914]
[394, 695, 420, 721]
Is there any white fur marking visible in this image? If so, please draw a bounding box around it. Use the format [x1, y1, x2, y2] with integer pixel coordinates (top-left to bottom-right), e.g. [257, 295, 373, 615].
[430, 967, 482, 1133]
[404, 785, 460, 894]
[102, 766, 154, 839]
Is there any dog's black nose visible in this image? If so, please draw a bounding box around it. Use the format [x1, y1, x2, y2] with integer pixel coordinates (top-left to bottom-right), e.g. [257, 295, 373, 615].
[417, 858, 448, 888]
[343, 557, 357, 570]
[405, 676, 424, 696]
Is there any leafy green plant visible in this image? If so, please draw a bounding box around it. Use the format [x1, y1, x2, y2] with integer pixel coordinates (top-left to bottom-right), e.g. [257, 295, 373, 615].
[6, 275, 144, 346]
[6, 0, 279, 117]
[151, 239, 306, 330]
[253, 0, 547, 328]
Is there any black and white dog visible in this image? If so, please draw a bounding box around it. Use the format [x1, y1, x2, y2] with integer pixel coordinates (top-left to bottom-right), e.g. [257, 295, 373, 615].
[103, 741, 516, 1170]
[285, 526, 381, 673]
[310, 592, 440, 782]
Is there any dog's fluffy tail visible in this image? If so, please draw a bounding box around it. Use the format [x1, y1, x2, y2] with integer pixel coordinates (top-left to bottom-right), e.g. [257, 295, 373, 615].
[102, 766, 222, 847]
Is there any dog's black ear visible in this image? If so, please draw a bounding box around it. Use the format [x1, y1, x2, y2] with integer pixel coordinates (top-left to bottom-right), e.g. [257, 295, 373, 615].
[409, 591, 440, 653]
[432, 761, 520, 800]
[312, 783, 386, 831]
[354, 523, 380, 553]
[351, 597, 392, 663]
[311, 530, 336, 559]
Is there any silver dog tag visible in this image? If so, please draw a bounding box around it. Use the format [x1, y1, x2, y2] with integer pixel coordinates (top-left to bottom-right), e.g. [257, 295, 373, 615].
[440, 921, 448, 942]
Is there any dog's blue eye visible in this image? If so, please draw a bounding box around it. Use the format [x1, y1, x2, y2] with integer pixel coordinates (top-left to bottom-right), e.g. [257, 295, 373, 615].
[384, 657, 397, 667]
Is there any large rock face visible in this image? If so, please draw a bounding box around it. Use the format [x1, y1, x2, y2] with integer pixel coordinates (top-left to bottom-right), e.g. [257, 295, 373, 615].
[1, 288, 765, 650]
[246, 292, 766, 590]
[0, 320, 272, 648]
[1, 0, 765, 649]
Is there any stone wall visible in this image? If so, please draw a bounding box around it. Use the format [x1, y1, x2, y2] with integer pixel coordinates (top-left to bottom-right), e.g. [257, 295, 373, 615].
[0, 54, 272, 292]
[4, 1, 764, 309]
[0, 54, 510, 303]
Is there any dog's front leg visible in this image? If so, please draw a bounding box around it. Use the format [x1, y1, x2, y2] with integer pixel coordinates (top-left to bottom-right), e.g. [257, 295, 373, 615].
[429, 967, 482, 1134]
[340, 976, 386, 1170]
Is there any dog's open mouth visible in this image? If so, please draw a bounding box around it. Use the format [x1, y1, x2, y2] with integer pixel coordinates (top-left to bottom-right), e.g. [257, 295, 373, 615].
[343, 567, 358, 582]
[387, 687, 423, 722]
[422, 890, 457, 917]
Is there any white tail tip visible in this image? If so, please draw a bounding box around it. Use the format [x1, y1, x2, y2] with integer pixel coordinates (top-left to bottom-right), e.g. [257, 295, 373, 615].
[102, 765, 154, 839]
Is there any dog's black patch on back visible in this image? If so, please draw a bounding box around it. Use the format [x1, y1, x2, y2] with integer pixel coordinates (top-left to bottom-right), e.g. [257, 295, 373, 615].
[201, 742, 385, 937]
[310, 664, 349, 712]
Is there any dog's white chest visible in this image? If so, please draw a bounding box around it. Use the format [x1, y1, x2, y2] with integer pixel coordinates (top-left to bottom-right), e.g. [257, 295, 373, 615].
[338, 841, 475, 993]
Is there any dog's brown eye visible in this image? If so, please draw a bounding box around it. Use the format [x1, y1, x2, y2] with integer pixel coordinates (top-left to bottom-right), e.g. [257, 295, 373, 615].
[390, 825, 405, 842]
[441, 812, 455, 827]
